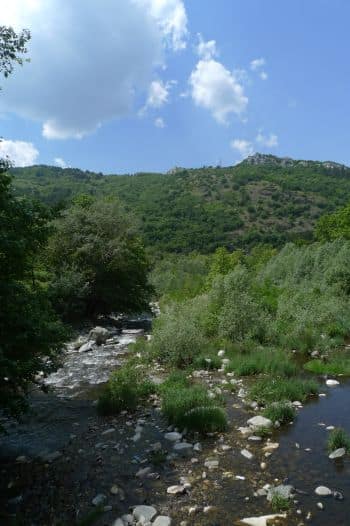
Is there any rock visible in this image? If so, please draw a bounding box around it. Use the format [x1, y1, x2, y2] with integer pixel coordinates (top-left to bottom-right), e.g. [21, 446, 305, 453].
[89, 326, 110, 345]
[102, 427, 115, 435]
[153, 517, 172, 526]
[79, 340, 94, 352]
[317, 502, 324, 510]
[260, 462, 267, 470]
[136, 466, 152, 478]
[326, 379, 340, 386]
[334, 491, 344, 500]
[267, 484, 294, 502]
[218, 349, 225, 357]
[133, 505, 157, 523]
[329, 448, 346, 459]
[39, 450, 62, 463]
[204, 459, 219, 469]
[16, 455, 28, 463]
[110, 485, 120, 495]
[193, 442, 202, 452]
[173, 442, 193, 456]
[315, 486, 332, 497]
[241, 449, 254, 460]
[112, 519, 124, 526]
[92, 494, 106, 506]
[247, 415, 272, 429]
[263, 442, 279, 453]
[248, 436, 262, 442]
[240, 514, 287, 526]
[167, 485, 185, 495]
[164, 432, 182, 442]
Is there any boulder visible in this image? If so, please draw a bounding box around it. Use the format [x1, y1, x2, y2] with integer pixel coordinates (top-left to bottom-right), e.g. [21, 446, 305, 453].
[315, 486, 332, 497]
[247, 415, 273, 429]
[89, 326, 110, 345]
[133, 505, 157, 523]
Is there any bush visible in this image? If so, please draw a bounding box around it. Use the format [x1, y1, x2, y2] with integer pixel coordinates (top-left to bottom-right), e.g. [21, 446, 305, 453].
[270, 494, 291, 513]
[327, 428, 350, 452]
[264, 402, 296, 424]
[249, 377, 319, 405]
[97, 366, 154, 415]
[161, 379, 227, 433]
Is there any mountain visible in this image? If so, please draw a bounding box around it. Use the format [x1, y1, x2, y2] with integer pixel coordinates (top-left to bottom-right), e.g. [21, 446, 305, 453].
[10, 154, 350, 253]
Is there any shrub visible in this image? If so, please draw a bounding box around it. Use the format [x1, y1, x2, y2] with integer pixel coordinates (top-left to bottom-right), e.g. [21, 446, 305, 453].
[249, 377, 319, 405]
[264, 402, 296, 424]
[97, 366, 154, 415]
[327, 428, 350, 452]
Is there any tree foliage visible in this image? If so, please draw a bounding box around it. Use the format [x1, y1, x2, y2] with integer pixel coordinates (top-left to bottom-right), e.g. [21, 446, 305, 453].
[48, 197, 152, 320]
[316, 202, 350, 241]
[0, 25, 30, 85]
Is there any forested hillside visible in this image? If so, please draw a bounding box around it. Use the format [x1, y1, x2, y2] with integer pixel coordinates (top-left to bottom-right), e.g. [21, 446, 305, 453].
[11, 154, 350, 252]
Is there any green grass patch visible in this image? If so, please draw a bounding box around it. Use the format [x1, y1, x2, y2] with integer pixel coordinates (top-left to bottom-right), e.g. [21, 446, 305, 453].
[193, 353, 222, 370]
[327, 427, 350, 452]
[304, 355, 350, 376]
[97, 366, 154, 415]
[226, 349, 297, 377]
[161, 377, 227, 433]
[270, 494, 291, 513]
[249, 377, 319, 405]
[264, 402, 296, 424]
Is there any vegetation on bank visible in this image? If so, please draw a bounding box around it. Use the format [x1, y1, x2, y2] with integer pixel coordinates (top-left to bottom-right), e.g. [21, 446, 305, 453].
[327, 428, 350, 453]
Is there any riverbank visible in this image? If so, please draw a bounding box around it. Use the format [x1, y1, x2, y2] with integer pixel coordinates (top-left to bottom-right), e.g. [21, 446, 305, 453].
[1, 335, 350, 525]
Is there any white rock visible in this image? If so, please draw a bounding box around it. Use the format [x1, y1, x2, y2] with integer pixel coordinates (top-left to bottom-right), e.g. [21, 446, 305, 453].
[164, 432, 182, 442]
[167, 484, 185, 495]
[136, 466, 152, 478]
[217, 350, 225, 357]
[112, 519, 124, 526]
[153, 517, 172, 526]
[92, 494, 106, 506]
[101, 428, 115, 435]
[317, 502, 324, 510]
[329, 448, 346, 459]
[193, 442, 202, 452]
[240, 514, 286, 526]
[133, 505, 157, 523]
[173, 442, 193, 456]
[204, 459, 219, 469]
[241, 449, 254, 460]
[247, 415, 272, 429]
[326, 379, 339, 386]
[315, 486, 332, 497]
[79, 341, 94, 353]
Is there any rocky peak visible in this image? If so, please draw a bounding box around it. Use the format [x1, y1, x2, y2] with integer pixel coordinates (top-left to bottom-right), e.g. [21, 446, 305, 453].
[242, 152, 348, 170]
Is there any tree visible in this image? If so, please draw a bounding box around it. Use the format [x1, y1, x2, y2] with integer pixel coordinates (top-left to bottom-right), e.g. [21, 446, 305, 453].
[48, 197, 152, 320]
[0, 25, 30, 86]
[316, 202, 350, 241]
[0, 26, 66, 419]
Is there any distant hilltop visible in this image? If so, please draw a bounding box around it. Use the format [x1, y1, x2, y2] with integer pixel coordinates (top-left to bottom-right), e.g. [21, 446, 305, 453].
[242, 152, 348, 170]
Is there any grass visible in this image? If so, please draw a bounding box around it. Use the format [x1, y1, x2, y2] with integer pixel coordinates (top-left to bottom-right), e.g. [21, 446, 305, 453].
[226, 349, 297, 377]
[270, 494, 291, 513]
[327, 427, 350, 452]
[97, 366, 154, 415]
[264, 402, 296, 424]
[304, 355, 350, 376]
[193, 353, 222, 370]
[249, 377, 319, 405]
[160, 374, 227, 433]
[254, 425, 272, 438]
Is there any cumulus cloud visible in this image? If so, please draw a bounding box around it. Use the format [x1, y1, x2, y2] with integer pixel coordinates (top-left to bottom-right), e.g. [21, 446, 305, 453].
[250, 57, 265, 71]
[54, 157, 67, 168]
[230, 139, 254, 159]
[196, 34, 217, 60]
[140, 0, 188, 51]
[260, 71, 268, 80]
[0, 0, 187, 139]
[0, 139, 39, 166]
[154, 117, 165, 127]
[256, 132, 278, 147]
[189, 58, 248, 124]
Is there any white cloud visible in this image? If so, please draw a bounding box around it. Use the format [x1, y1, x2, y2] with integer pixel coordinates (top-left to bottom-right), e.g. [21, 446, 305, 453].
[260, 71, 268, 80]
[196, 34, 217, 60]
[0, 0, 188, 139]
[0, 139, 39, 166]
[54, 157, 67, 168]
[147, 80, 171, 108]
[250, 57, 266, 71]
[189, 59, 248, 124]
[230, 138, 254, 159]
[154, 117, 165, 127]
[256, 132, 278, 148]
[138, 0, 188, 51]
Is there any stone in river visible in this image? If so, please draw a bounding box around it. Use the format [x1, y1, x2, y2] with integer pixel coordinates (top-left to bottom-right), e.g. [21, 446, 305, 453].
[326, 379, 339, 386]
[133, 505, 157, 523]
[240, 514, 287, 525]
[329, 448, 346, 459]
[247, 415, 273, 429]
[167, 485, 185, 495]
[92, 494, 106, 506]
[315, 486, 332, 497]
[173, 442, 193, 456]
[164, 431, 182, 441]
[153, 517, 172, 526]
[241, 449, 254, 460]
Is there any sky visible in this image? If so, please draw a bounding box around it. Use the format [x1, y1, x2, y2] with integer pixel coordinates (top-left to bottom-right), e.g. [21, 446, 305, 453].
[0, 0, 350, 173]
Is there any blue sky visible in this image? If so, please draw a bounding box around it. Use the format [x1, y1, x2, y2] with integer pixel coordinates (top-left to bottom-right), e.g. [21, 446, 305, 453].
[1, 0, 349, 173]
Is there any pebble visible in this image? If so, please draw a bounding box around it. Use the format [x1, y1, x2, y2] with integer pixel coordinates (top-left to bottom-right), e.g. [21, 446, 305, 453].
[315, 486, 332, 497]
[136, 466, 152, 478]
[153, 516, 172, 526]
[167, 484, 185, 495]
[241, 449, 254, 460]
[317, 502, 324, 510]
[92, 494, 106, 506]
[173, 442, 193, 456]
[204, 459, 219, 469]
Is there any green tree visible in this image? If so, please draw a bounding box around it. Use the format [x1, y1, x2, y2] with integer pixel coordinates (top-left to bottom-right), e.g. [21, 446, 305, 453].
[0, 25, 30, 86]
[316, 202, 350, 241]
[206, 246, 244, 286]
[48, 197, 152, 320]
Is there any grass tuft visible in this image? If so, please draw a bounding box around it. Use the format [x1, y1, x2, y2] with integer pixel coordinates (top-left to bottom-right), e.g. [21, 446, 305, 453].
[264, 402, 296, 424]
[249, 377, 319, 405]
[327, 427, 350, 452]
[270, 494, 291, 513]
[304, 355, 350, 376]
[226, 349, 297, 377]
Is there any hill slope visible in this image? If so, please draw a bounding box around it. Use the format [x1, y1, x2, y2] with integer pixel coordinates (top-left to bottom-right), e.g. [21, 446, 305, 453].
[11, 154, 350, 253]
